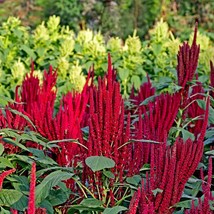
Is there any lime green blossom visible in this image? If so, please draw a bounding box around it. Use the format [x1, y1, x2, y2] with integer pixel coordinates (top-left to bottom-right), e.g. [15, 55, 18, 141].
[69, 62, 86, 92]
[107, 37, 122, 52]
[60, 38, 75, 57]
[150, 19, 169, 42]
[124, 32, 141, 54]
[11, 58, 26, 83]
[77, 29, 93, 44]
[47, 15, 60, 32]
[34, 22, 49, 41]
[57, 57, 70, 78]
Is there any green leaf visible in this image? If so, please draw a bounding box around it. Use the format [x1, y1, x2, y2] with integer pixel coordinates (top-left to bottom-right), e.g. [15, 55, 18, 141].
[0, 157, 14, 168]
[0, 144, 4, 156]
[140, 94, 159, 106]
[126, 175, 141, 186]
[80, 198, 104, 207]
[118, 69, 129, 81]
[11, 195, 28, 211]
[36, 170, 74, 204]
[152, 188, 163, 197]
[85, 156, 115, 172]
[48, 188, 70, 206]
[204, 137, 214, 145]
[205, 150, 214, 155]
[196, 99, 214, 124]
[40, 200, 54, 214]
[0, 207, 10, 214]
[174, 199, 196, 209]
[103, 170, 115, 179]
[0, 189, 22, 207]
[21, 45, 36, 59]
[131, 75, 141, 89]
[103, 206, 127, 214]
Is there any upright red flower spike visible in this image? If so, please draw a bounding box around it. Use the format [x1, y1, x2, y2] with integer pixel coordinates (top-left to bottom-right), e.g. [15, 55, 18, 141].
[128, 188, 141, 214]
[81, 55, 132, 204]
[177, 22, 200, 88]
[0, 168, 16, 190]
[131, 92, 181, 168]
[129, 75, 155, 114]
[131, 96, 210, 213]
[187, 82, 206, 137]
[28, 162, 36, 214]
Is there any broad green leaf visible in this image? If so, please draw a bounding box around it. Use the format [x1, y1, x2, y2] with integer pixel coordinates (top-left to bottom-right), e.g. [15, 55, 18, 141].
[103, 206, 127, 214]
[0, 157, 14, 168]
[2, 138, 29, 152]
[11, 195, 28, 211]
[48, 188, 70, 206]
[126, 175, 141, 186]
[36, 170, 74, 204]
[40, 200, 54, 214]
[85, 156, 115, 172]
[80, 198, 104, 207]
[103, 170, 115, 179]
[0, 189, 22, 207]
[118, 69, 129, 81]
[131, 75, 141, 89]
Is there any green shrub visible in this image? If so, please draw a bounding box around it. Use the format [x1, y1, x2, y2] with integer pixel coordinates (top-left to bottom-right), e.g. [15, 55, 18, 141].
[0, 16, 213, 100]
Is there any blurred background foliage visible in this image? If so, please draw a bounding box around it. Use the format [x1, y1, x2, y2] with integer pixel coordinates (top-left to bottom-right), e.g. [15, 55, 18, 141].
[0, 0, 214, 41]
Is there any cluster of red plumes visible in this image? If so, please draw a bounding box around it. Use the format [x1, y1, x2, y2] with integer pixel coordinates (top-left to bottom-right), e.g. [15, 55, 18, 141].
[0, 24, 213, 213]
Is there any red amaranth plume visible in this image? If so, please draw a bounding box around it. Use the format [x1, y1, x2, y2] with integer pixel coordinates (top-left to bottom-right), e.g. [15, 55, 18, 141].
[21, 66, 57, 139]
[185, 157, 213, 214]
[177, 22, 200, 88]
[131, 92, 181, 169]
[28, 162, 36, 214]
[130, 97, 210, 213]
[0, 168, 16, 189]
[129, 75, 155, 114]
[81, 55, 132, 204]
[187, 82, 206, 138]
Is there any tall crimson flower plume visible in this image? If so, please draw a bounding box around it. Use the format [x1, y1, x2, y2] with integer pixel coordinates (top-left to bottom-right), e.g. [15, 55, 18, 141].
[129, 75, 155, 114]
[81, 54, 132, 204]
[129, 97, 209, 213]
[177, 22, 200, 88]
[187, 82, 206, 137]
[130, 92, 181, 170]
[21, 65, 57, 140]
